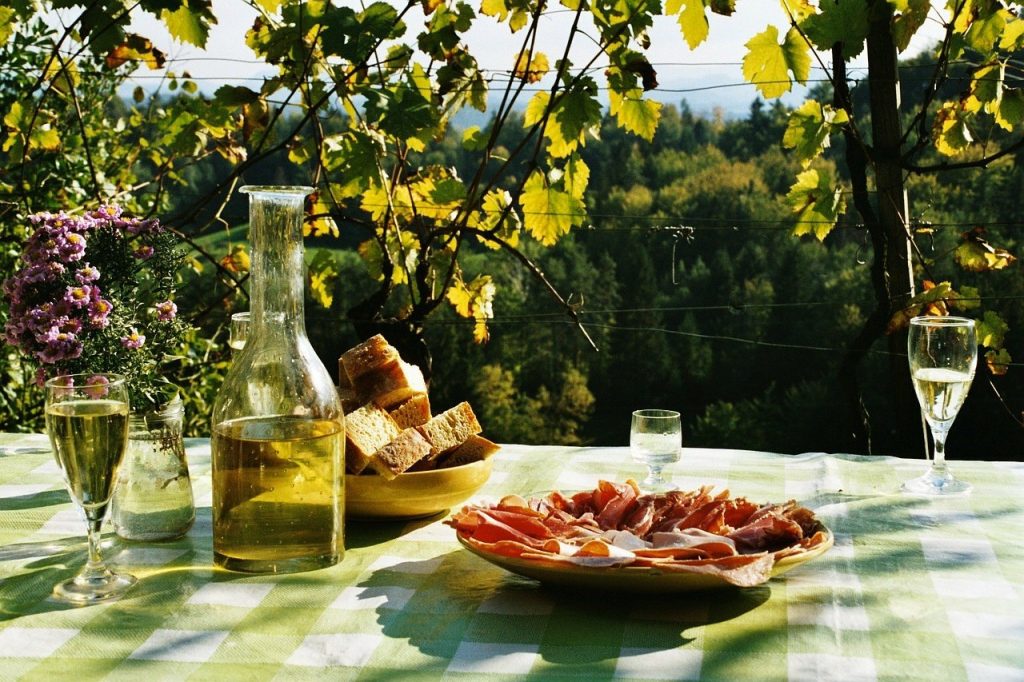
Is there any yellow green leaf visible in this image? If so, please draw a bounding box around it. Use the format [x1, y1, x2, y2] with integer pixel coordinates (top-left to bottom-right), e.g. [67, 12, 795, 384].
[30, 125, 60, 151]
[0, 8, 16, 43]
[996, 90, 1024, 131]
[472, 190, 521, 249]
[446, 274, 496, 344]
[786, 168, 846, 240]
[307, 250, 338, 308]
[743, 26, 809, 99]
[220, 244, 250, 274]
[985, 348, 1011, 376]
[783, 100, 849, 167]
[954, 285, 981, 311]
[801, 0, 869, 59]
[162, 4, 213, 48]
[892, 0, 930, 53]
[964, 7, 1008, 53]
[886, 281, 953, 334]
[666, 0, 709, 50]
[480, 0, 509, 21]
[609, 89, 661, 141]
[513, 51, 549, 83]
[565, 155, 590, 200]
[933, 103, 972, 156]
[954, 234, 1017, 272]
[520, 171, 585, 246]
[998, 17, 1024, 50]
[976, 310, 1008, 348]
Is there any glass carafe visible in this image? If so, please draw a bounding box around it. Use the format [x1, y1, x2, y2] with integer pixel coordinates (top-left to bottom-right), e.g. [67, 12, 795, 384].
[211, 186, 345, 574]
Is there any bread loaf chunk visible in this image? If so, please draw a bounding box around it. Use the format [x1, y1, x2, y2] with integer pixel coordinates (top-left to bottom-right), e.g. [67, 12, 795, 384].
[359, 360, 427, 409]
[390, 394, 432, 429]
[367, 427, 432, 479]
[341, 334, 400, 383]
[337, 386, 361, 414]
[344, 403, 401, 474]
[416, 401, 482, 461]
[436, 434, 500, 469]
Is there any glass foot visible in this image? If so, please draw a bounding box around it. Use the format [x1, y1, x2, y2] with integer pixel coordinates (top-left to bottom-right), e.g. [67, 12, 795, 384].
[640, 472, 679, 494]
[901, 469, 972, 497]
[53, 570, 136, 604]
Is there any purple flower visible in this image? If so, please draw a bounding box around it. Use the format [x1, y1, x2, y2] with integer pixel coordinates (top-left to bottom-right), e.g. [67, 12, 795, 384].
[88, 297, 113, 329]
[64, 285, 93, 309]
[84, 374, 111, 398]
[22, 262, 65, 284]
[155, 300, 177, 321]
[37, 331, 83, 364]
[133, 245, 154, 260]
[75, 264, 100, 284]
[121, 328, 145, 349]
[34, 367, 47, 387]
[57, 232, 86, 261]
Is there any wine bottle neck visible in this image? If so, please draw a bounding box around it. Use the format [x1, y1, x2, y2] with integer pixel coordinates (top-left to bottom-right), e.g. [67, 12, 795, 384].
[246, 190, 309, 337]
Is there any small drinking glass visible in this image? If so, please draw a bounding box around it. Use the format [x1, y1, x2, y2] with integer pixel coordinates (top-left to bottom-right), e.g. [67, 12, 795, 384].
[229, 312, 250, 354]
[45, 373, 137, 603]
[903, 316, 977, 496]
[630, 409, 682, 492]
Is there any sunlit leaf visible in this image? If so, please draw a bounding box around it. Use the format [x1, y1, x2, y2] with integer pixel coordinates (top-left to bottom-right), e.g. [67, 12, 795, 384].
[892, 0, 930, 53]
[933, 102, 972, 156]
[513, 50, 549, 83]
[995, 89, 1024, 131]
[886, 281, 953, 334]
[0, 8, 16, 43]
[742, 26, 810, 99]
[998, 17, 1024, 50]
[954, 228, 1017, 271]
[985, 348, 1011, 376]
[609, 89, 660, 141]
[220, 244, 250, 274]
[462, 125, 489, 151]
[976, 310, 1008, 348]
[801, 0, 868, 58]
[665, 0, 709, 49]
[161, 2, 215, 47]
[105, 34, 167, 69]
[446, 274, 496, 344]
[964, 7, 1008, 53]
[564, 155, 590, 200]
[786, 168, 845, 240]
[308, 250, 339, 308]
[472, 189, 521, 249]
[520, 171, 585, 246]
[782, 100, 849, 167]
[954, 285, 981, 311]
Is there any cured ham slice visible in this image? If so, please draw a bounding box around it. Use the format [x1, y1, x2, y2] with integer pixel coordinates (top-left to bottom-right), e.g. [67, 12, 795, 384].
[447, 480, 830, 588]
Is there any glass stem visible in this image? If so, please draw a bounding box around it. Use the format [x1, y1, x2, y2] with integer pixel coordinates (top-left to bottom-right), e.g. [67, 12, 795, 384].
[930, 425, 950, 478]
[83, 512, 108, 578]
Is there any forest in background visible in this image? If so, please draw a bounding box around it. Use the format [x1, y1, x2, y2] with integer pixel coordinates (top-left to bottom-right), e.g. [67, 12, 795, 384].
[174, 81, 1024, 461]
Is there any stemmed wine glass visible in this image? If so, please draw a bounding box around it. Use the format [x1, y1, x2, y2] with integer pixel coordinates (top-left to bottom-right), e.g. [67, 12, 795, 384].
[903, 316, 977, 496]
[45, 373, 137, 603]
[630, 409, 682, 492]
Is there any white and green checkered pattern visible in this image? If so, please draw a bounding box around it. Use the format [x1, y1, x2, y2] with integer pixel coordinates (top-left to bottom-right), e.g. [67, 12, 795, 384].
[1, 432, 1022, 680]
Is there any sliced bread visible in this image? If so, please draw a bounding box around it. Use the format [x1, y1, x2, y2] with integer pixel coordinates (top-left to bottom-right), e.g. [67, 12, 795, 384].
[367, 427, 432, 479]
[340, 334, 400, 384]
[389, 393, 432, 429]
[436, 434, 500, 469]
[416, 401, 482, 461]
[344, 403, 401, 474]
[358, 360, 427, 409]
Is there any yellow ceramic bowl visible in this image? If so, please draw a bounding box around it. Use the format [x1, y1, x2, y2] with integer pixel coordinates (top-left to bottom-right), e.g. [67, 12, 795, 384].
[346, 458, 493, 519]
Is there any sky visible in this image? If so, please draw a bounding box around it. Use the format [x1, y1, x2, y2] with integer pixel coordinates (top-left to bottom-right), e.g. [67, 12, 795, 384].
[121, 0, 950, 117]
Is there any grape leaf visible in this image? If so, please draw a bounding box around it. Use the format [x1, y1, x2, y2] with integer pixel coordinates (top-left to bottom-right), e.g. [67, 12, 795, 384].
[513, 50, 549, 83]
[105, 34, 166, 69]
[609, 89, 661, 141]
[472, 189, 521, 249]
[446, 274, 496, 343]
[220, 244, 250, 274]
[161, 2, 214, 48]
[0, 8, 15, 43]
[970, 61, 1003, 113]
[480, 0, 509, 21]
[553, 83, 601, 155]
[564, 155, 590, 200]
[996, 89, 1024, 131]
[782, 100, 849, 167]
[964, 7, 1008, 53]
[307, 250, 339, 308]
[954, 285, 981, 311]
[462, 125, 489, 151]
[976, 310, 1008, 348]
[892, 0, 930, 53]
[215, 85, 259, 106]
[786, 168, 845, 240]
[520, 171, 584, 246]
[985, 348, 1011, 376]
[998, 17, 1024, 50]
[886, 281, 953, 334]
[933, 103, 972, 156]
[801, 0, 868, 58]
[742, 26, 810, 99]
[665, 0, 709, 49]
[954, 228, 1017, 271]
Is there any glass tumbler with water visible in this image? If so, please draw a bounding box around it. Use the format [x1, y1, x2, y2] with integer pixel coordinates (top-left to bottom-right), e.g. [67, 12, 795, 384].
[630, 409, 682, 493]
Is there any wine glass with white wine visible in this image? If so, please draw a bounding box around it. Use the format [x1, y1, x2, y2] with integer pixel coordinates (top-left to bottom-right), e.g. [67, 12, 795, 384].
[903, 316, 977, 496]
[45, 373, 137, 603]
[630, 409, 682, 493]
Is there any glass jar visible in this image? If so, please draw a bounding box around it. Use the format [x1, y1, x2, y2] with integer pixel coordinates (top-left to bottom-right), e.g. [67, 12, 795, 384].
[211, 186, 345, 574]
[111, 395, 195, 541]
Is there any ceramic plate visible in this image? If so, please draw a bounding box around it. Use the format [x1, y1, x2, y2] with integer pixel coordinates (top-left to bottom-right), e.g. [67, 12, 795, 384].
[346, 458, 493, 519]
[456, 528, 833, 593]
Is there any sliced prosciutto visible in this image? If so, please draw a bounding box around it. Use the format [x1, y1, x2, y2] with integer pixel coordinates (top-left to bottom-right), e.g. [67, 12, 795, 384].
[447, 480, 830, 588]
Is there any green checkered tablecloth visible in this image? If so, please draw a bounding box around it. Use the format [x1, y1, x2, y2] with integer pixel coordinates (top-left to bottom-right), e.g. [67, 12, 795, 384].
[1, 432, 1022, 680]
